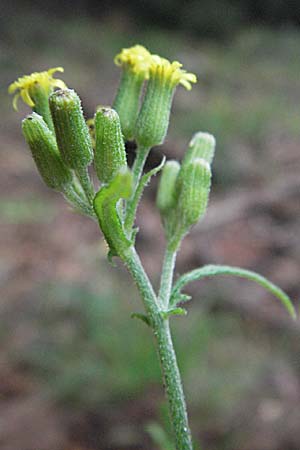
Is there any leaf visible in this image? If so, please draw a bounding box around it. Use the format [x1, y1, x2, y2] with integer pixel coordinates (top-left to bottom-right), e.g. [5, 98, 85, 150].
[170, 264, 296, 319]
[145, 421, 174, 450]
[125, 155, 166, 235]
[93, 168, 133, 258]
[131, 312, 151, 327]
[160, 307, 187, 320]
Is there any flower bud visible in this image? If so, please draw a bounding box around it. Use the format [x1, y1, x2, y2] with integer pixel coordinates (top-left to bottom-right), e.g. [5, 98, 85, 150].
[135, 56, 196, 148]
[94, 107, 127, 184]
[22, 113, 72, 191]
[156, 160, 180, 214]
[168, 158, 211, 250]
[49, 89, 93, 170]
[183, 132, 216, 166]
[178, 158, 211, 228]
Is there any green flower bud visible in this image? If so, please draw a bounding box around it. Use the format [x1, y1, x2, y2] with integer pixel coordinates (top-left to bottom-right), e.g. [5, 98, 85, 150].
[113, 45, 152, 141]
[94, 107, 127, 184]
[49, 89, 93, 170]
[169, 158, 211, 250]
[183, 132, 216, 166]
[178, 158, 211, 227]
[135, 56, 197, 148]
[177, 131, 215, 193]
[22, 113, 72, 191]
[156, 160, 180, 214]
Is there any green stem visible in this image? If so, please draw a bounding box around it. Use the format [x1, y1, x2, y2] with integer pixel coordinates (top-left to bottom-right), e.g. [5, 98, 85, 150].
[122, 246, 193, 450]
[63, 185, 95, 218]
[159, 247, 177, 309]
[131, 145, 150, 188]
[124, 145, 150, 235]
[75, 167, 94, 205]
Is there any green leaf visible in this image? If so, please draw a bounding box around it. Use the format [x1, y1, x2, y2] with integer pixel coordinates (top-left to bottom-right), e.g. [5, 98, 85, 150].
[145, 421, 174, 450]
[131, 312, 151, 327]
[93, 169, 133, 258]
[171, 264, 296, 319]
[160, 307, 187, 320]
[124, 155, 166, 235]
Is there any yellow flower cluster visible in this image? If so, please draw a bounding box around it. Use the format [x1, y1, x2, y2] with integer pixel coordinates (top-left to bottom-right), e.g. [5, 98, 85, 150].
[149, 55, 197, 91]
[8, 67, 66, 110]
[115, 45, 197, 90]
[114, 45, 152, 78]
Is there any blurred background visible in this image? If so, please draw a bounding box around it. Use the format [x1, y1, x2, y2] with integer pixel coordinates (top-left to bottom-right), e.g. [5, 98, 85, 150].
[1, 1, 300, 449]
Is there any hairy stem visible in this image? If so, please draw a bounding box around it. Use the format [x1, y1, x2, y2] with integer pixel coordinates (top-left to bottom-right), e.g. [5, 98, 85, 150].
[131, 145, 150, 188]
[124, 145, 150, 235]
[159, 247, 177, 309]
[122, 246, 193, 450]
[63, 185, 95, 218]
[75, 166, 94, 205]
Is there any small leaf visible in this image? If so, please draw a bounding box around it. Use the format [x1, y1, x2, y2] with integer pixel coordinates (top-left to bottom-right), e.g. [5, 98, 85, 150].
[160, 307, 187, 319]
[131, 312, 151, 327]
[171, 264, 296, 319]
[94, 168, 133, 258]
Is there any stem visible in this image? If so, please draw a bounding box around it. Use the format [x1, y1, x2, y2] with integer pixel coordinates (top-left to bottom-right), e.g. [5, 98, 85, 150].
[131, 145, 150, 188]
[122, 246, 193, 450]
[63, 185, 95, 218]
[156, 320, 193, 450]
[124, 145, 150, 235]
[158, 247, 177, 309]
[75, 166, 94, 205]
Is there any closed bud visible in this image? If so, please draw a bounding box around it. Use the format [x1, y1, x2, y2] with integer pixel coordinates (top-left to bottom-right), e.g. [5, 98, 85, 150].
[156, 160, 180, 214]
[94, 107, 127, 184]
[178, 158, 211, 228]
[169, 158, 211, 250]
[22, 113, 72, 191]
[49, 89, 93, 170]
[183, 132, 215, 165]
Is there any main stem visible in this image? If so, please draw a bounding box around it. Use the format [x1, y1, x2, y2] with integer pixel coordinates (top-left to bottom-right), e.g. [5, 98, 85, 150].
[122, 246, 193, 450]
[158, 247, 177, 309]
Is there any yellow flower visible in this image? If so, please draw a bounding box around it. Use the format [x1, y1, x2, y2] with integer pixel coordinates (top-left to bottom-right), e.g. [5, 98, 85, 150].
[8, 67, 66, 110]
[114, 45, 152, 78]
[149, 55, 197, 90]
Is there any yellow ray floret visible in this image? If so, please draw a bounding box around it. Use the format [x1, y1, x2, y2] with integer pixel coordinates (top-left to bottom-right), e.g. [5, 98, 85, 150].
[114, 45, 152, 78]
[150, 55, 197, 90]
[8, 67, 66, 110]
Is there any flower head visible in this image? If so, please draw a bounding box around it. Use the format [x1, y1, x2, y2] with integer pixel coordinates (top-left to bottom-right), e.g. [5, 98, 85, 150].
[149, 55, 197, 90]
[114, 45, 152, 78]
[8, 67, 66, 110]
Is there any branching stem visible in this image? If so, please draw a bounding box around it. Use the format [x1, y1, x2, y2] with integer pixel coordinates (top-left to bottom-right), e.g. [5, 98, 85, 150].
[122, 246, 193, 450]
